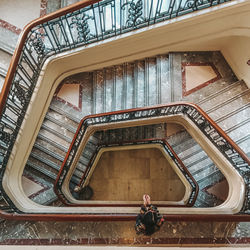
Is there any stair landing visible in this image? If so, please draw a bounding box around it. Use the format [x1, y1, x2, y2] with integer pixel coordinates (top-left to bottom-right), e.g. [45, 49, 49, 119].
[88, 148, 185, 202]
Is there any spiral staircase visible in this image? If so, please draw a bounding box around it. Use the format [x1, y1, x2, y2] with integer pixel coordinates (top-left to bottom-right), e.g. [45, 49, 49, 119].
[0, 0, 249, 224]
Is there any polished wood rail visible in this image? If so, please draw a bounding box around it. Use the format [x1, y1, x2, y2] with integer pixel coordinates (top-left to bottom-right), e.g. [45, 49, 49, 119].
[55, 138, 199, 207]
[0, 0, 100, 113]
[0, 0, 247, 221]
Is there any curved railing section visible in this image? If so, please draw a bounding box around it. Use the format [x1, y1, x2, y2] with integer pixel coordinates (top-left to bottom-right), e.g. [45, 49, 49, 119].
[0, 103, 249, 220]
[56, 138, 199, 207]
[0, 0, 243, 221]
[0, 0, 232, 175]
[55, 103, 250, 214]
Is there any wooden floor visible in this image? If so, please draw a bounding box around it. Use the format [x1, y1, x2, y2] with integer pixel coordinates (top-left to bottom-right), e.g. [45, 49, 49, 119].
[88, 148, 185, 201]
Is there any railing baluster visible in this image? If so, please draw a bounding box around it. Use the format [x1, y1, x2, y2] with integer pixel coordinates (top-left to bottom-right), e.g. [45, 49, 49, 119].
[0, 0, 241, 217]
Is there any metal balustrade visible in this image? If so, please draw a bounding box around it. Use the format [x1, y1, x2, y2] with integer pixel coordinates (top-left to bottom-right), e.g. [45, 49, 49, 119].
[55, 103, 250, 213]
[57, 138, 199, 207]
[0, 0, 232, 175]
[1, 0, 247, 220]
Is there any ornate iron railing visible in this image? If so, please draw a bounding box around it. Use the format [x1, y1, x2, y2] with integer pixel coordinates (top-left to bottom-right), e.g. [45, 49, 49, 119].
[0, 0, 243, 220]
[56, 138, 199, 207]
[55, 103, 250, 212]
[0, 0, 232, 173]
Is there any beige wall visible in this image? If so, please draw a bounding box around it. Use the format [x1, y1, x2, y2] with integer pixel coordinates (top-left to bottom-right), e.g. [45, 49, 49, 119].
[222, 36, 250, 88]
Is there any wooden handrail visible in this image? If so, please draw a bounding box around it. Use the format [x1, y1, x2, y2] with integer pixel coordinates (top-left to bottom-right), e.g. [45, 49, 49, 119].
[0, 0, 248, 221]
[56, 138, 199, 207]
[51, 102, 249, 221]
[58, 102, 250, 185]
[0, 0, 101, 114]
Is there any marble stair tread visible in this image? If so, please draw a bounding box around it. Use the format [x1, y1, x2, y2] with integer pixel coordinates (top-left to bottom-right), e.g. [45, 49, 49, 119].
[50, 100, 81, 123]
[0, 40, 15, 56]
[45, 113, 77, 134]
[28, 151, 81, 184]
[237, 135, 250, 153]
[92, 55, 171, 114]
[219, 106, 250, 131]
[205, 89, 250, 119]
[37, 133, 68, 153]
[75, 162, 88, 172]
[42, 119, 75, 140]
[195, 191, 222, 207]
[195, 165, 221, 183]
[27, 154, 80, 185]
[198, 81, 248, 111]
[188, 157, 214, 175]
[35, 138, 67, 159]
[0, 27, 18, 51]
[226, 119, 250, 143]
[40, 124, 72, 144]
[29, 152, 61, 174]
[26, 160, 58, 181]
[33, 143, 65, 163]
[196, 80, 242, 105]
[166, 130, 192, 146]
[47, 109, 79, 128]
[208, 93, 250, 121]
[38, 129, 70, 151]
[171, 137, 197, 155]
[215, 104, 250, 130]
[175, 142, 203, 161]
[183, 150, 211, 171]
[198, 171, 225, 191]
[79, 155, 92, 166]
[32, 187, 58, 206]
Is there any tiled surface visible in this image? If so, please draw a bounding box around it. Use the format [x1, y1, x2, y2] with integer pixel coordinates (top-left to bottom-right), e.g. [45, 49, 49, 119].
[0, 220, 250, 246]
[89, 148, 185, 202]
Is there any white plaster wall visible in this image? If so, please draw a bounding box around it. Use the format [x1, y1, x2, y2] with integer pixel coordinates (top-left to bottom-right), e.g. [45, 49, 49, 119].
[221, 36, 250, 88]
[0, 0, 41, 29]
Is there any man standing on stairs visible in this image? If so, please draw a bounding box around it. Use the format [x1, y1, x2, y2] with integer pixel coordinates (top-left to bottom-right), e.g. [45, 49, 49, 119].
[135, 194, 164, 235]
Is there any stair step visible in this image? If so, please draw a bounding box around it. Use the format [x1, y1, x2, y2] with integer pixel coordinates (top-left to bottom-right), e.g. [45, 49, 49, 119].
[215, 104, 250, 131]
[50, 102, 81, 123]
[39, 127, 70, 150]
[37, 133, 68, 153]
[227, 118, 250, 142]
[33, 143, 65, 162]
[26, 160, 57, 180]
[41, 123, 73, 143]
[91, 55, 171, 114]
[205, 89, 250, 120]
[45, 113, 77, 134]
[197, 80, 243, 105]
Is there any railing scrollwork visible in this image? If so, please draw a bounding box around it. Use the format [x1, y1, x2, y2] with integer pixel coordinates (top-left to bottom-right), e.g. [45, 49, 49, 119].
[55, 103, 250, 212]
